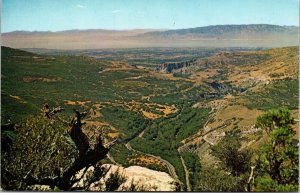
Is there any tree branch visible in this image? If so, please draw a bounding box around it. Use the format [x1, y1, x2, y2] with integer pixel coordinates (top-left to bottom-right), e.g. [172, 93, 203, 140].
[27, 105, 119, 190]
[245, 166, 255, 191]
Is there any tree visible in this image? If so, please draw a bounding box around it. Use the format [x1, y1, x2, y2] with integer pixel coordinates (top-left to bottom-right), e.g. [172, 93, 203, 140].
[1, 115, 77, 190]
[254, 108, 298, 191]
[195, 166, 246, 192]
[256, 107, 296, 134]
[211, 130, 253, 176]
[1, 105, 118, 191]
[201, 130, 253, 191]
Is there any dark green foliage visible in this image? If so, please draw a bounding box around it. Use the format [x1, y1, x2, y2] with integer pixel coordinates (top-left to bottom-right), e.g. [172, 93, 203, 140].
[256, 107, 296, 134]
[53, 186, 60, 191]
[246, 79, 298, 110]
[105, 168, 126, 191]
[1, 115, 77, 190]
[182, 152, 201, 190]
[254, 176, 298, 192]
[100, 106, 149, 137]
[68, 47, 228, 68]
[131, 105, 210, 186]
[254, 108, 298, 191]
[198, 129, 253, 191]
[1, 46, 199, 122]
[172, 73, 191, 78]
[196, 166, 247, 192]
[211, 131, 253, 176]
[109, 144, 133, 167]
[1, 124, 17, 153]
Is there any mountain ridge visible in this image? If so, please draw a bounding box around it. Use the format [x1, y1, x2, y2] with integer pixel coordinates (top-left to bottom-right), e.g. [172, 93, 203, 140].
[2, 24, 298, 49]
[138, 24, 298, 39]
[3, 24, 298, 34]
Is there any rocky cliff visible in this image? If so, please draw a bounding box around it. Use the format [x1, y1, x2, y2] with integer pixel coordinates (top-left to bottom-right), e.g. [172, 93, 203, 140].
[156, 59, 198, 73]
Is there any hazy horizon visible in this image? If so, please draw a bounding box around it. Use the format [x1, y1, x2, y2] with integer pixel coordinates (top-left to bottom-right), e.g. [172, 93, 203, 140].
[3, 23, 299, 34]
[2, 0, 299, 33]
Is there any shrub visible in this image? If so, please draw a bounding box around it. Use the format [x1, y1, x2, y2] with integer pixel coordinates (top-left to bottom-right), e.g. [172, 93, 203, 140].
[1, 115, 77, 190]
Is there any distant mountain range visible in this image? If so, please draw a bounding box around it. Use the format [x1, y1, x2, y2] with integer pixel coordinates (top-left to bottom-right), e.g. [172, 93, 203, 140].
[2, 24, 298, 49]
[138, 24, 298, 39]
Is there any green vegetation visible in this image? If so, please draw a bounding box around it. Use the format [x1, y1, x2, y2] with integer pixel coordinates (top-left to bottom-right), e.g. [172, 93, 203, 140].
[181, 152, 201, 191]
[172, 73, 191, 78]
[246, 79, 298, 110]
[1, 47, 197, 122]
[211, 130, 253, 176]
[194, 129, 252, 192]
[131, 104, 210, 186]
[2, 46, 298, 191]
[100, 106, 149, 137]
[195, 166, 246, 191]
[109, 144, 133, 167]
[254, 108, 298, 191]
[1, 115, 77, 190]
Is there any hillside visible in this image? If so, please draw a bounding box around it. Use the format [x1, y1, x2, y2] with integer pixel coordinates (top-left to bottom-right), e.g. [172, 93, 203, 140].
[2, 24, 298, 49]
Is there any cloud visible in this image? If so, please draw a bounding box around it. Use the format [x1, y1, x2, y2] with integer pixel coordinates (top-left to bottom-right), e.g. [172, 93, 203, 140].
[112, 9, 121, 14]
[76, 4, 87, 9]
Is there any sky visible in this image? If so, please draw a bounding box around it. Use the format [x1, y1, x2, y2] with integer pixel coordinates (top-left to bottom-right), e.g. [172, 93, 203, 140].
[2, 0, 299, 32]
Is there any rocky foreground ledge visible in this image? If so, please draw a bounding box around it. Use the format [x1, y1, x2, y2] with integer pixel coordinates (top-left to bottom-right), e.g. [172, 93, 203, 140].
[30, 164, 177, 191]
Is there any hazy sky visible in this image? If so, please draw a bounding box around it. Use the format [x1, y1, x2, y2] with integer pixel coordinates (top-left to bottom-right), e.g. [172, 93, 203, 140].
[2, 0, 299, 32]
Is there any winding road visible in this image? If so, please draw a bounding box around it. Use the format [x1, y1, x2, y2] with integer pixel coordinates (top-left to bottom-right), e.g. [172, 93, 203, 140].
[129, 105, 191, 190]
[109, 105, 189, 190]
[124, 142, 180, 183]
[179, 155, 192, 191]
[176, 101, 224, 190]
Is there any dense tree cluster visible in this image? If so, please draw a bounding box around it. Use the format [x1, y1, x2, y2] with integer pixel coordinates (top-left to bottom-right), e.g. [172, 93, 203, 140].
[254, 108, 298, 191]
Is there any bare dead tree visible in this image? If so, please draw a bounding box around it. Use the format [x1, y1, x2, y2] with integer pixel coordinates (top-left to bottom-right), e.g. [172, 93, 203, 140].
[25, 104, 118, 190]
[42, 103, 65, 119]
[245, 166, 256, 191]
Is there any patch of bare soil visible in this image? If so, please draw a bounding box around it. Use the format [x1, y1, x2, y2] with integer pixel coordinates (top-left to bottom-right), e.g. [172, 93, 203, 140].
[64, 100, 92, 108]
[9, 94, 27, 103]
[123, 101, 178, 119]
[129, 155, 167, 169]
[23, 76, 62, 82]
[99, 61, 133, 73]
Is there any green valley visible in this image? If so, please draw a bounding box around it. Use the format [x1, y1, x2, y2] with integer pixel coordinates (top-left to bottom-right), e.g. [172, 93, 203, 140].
[1, 45, 298, 191]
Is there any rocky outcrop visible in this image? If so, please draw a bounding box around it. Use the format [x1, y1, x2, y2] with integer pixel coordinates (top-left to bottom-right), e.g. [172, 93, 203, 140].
[71, 164, 178, 191]
[156, 59, 197, 73]
[208, 81, 234, 94]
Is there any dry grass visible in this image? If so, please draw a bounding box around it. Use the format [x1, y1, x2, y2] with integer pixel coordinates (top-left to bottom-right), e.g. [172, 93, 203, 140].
[228, 47, 298, 88]
[123, 100, 178, 119]
[9, 94, 27, 103]
[99, 61, 133, 73]
[23, 76, 62, 83]
[64, 100, 92, 108]
[129, 155, 166, 168]
[141, 110, 160, 119]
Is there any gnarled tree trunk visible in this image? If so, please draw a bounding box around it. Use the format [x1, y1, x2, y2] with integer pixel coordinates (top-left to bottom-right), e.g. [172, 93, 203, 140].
[26, 105, 117, 190]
